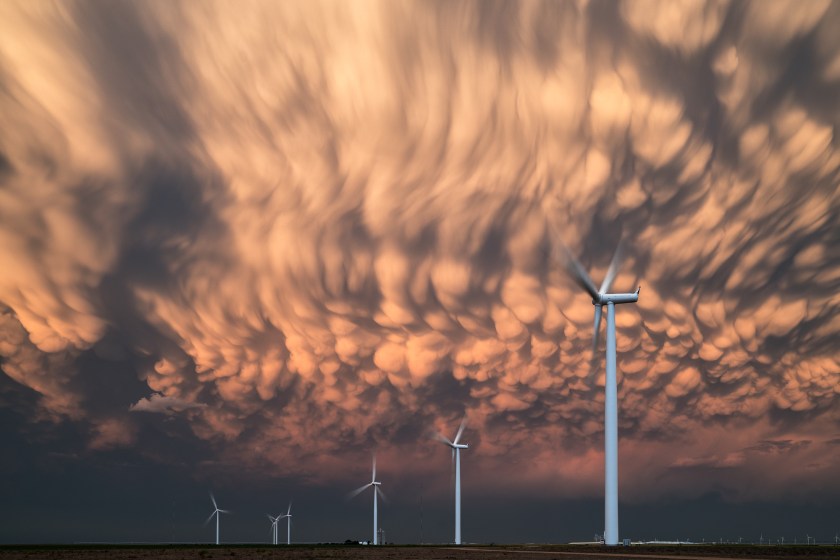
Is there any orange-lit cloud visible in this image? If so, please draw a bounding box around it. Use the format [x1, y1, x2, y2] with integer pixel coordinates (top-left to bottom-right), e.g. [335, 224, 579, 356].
[0, 0, 838, 502]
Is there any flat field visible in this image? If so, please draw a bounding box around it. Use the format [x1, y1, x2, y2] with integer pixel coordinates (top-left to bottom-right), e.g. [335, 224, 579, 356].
[1, 545, 839, 560]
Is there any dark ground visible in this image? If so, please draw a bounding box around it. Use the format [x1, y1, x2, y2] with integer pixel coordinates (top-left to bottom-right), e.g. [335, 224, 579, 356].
[0, 545, 839, 560]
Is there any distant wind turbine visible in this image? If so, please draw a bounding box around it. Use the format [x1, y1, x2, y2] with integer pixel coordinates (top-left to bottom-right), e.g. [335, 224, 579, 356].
[435, 417, 469, 545]
[556, 237, 639, 546]
[347, 454, 386, 544]
[204, 493, 230, 545]
[277, 502, 293, 545]
[267, 514, 278, 545]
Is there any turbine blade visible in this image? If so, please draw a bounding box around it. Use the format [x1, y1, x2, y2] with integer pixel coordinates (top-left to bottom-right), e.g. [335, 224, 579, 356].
[376, 485, 389, 505]
[559, 245, 598, 299]
[549, 233, 598, 299]
[593, 304, 602, 355]
[203, 510, 216, 526]
[371, 454, 377, 482]
[567, 254, 599, 299]
[453, 417, 467, 445]
[433, 432, 453, 446]
[287, 501, 292, 516]
[210, 492, 218, 510]
[218, 509, 231, 514]
[599, 241, 625, 294]
[346, 482, 372, 500]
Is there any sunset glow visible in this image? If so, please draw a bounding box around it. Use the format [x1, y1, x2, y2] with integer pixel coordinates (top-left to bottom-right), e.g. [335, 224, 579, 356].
[1, 0, 838, 544]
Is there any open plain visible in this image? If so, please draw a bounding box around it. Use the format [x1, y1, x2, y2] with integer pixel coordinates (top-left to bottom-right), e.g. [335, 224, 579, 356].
[1, 545, 839, 560]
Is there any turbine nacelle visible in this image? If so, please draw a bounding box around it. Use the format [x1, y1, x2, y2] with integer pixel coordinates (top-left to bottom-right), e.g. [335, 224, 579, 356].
[593, 287, 640, 306]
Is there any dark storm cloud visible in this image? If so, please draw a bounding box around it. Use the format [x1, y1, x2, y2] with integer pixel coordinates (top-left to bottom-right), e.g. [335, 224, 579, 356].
[0, 0, 838, 503]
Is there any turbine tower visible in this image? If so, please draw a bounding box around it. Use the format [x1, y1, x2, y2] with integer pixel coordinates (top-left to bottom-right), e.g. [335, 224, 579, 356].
[204, 493, 230, 545]
[278, 502, 293, 545]
[348, 454, 386, 544]
[561, 242, 639, 546]
[435, 417, 469, 545]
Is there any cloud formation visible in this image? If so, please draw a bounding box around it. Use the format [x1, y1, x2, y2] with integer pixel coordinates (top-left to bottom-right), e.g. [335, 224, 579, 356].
[130, 393, 208, 415]
[0, 0, 838, 501]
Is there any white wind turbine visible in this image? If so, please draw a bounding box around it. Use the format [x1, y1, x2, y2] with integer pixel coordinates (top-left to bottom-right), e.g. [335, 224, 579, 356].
[435, 417, 469, 545]
[267, 514, 278, 545]
[277, 502, 293, 545]
[558, 239, 639, 546]
[347, 454, 386, 545]
[204, 493, 230, 545]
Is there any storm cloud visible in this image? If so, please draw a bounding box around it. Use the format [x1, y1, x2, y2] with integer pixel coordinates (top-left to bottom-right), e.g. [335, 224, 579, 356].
[1, 0, 838, 504]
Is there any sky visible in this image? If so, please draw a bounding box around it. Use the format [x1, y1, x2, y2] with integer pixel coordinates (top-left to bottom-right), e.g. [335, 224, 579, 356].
[0, 0, 839, 546]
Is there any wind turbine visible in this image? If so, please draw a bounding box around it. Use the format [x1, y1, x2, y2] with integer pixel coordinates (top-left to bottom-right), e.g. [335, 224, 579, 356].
[277, 502, 293, 545]
[267, 514, 278, 545]
[435, 417, 469, 545]
[348, 455, 386, 544]
[204, 493, 230, 545]
[558, 240, 639, 546]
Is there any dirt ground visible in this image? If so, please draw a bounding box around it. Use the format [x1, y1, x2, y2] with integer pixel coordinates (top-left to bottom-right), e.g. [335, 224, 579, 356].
[1, 545, 838, 560]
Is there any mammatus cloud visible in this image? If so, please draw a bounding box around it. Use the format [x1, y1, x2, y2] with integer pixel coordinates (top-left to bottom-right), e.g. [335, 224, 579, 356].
[0, 306, 82, 420]
[130, 393, 208, 415]
[0, 0, 838, 501]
